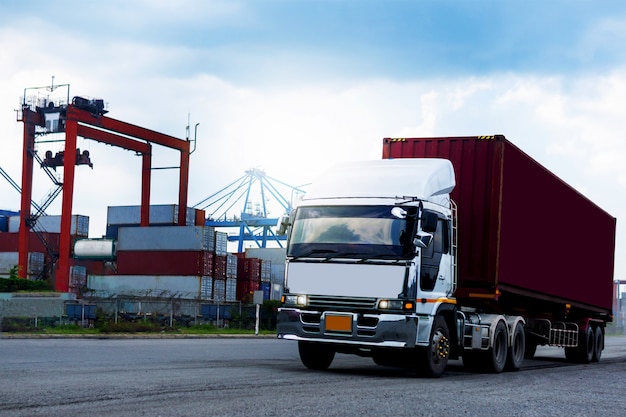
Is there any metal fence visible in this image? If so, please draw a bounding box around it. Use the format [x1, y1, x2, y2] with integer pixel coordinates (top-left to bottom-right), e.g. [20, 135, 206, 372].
[84, 295, 274, 329]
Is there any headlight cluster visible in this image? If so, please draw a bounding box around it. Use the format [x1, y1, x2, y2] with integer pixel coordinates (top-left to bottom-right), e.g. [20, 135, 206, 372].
[282, 294, 308, 307]
[378, 299, 414, 311]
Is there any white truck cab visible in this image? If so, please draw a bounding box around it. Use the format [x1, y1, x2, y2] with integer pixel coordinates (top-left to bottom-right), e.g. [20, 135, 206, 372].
[276, 159, 459, 377]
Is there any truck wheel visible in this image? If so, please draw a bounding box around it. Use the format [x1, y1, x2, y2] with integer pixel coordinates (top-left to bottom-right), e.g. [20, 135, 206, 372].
[592, 326, 603, 362]
[505, 321, 525, 371]
[298, 341, 335, 370]
[416, 315, 450, 378]
[565, 326, 594, 363]
[579, 326, 594, 364]
[485, 320, 508, 373]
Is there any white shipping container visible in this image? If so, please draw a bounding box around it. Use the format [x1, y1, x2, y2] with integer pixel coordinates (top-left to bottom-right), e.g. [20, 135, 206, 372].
[69, 265, 87, 289]
[9, 214, 89, 236]
[117, 226, 216, 251]
[0, 252, 45, 276]
[213, 279, 226, 302]
[214, 231, 228, 256]
[226, 278, 237, 302]
[87, 275, 202, 299]
[226, 254, 238, 279]
[260, 260, 272, 283]
[107, 204, 199, 226]
[201, 276, 213, 299]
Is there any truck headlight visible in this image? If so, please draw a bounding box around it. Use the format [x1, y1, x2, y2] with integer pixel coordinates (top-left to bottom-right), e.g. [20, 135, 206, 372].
[378, 299, 414, 311]
[282, 294, 308, 307]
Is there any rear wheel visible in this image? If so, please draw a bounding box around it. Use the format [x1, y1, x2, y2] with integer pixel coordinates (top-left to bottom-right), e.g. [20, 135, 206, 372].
[565, 326, 594, 363]
[486, 320, 508, 373]
[505, 321, 525, 371]
[298, 341, 335, 370]
[462, 320, 508, 373]
[416, 315, 450, 378]
[592, 326, 603, 362]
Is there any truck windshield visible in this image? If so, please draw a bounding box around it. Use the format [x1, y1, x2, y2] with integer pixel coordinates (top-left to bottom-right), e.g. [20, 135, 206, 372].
[287, 205, 412, 259]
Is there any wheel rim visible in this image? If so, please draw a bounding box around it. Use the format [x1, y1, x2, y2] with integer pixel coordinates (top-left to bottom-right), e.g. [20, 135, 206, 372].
[432, 330, 450, 364]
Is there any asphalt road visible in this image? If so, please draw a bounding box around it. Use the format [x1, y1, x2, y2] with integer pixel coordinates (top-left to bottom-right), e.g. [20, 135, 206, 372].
[1, 335, 625, 416]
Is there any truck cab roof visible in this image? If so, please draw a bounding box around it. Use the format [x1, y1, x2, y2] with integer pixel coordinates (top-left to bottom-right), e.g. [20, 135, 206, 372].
[303, 159, 455, 206]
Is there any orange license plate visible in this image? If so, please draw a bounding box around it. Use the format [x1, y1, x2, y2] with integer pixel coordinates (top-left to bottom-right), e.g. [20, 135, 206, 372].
[325, 314, 352, 332]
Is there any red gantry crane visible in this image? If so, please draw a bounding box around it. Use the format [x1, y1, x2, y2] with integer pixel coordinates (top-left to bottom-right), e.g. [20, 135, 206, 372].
[17, 81, 191, 292]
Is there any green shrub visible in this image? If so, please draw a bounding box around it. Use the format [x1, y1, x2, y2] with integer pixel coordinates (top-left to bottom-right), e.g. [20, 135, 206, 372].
[0, 276, 51, 292]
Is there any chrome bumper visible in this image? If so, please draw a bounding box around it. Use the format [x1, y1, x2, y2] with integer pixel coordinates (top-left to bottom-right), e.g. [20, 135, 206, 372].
[276, 308, 418, 348]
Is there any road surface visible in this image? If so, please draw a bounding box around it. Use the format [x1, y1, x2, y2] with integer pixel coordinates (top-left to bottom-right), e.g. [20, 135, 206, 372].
[1, 335, 625, 416]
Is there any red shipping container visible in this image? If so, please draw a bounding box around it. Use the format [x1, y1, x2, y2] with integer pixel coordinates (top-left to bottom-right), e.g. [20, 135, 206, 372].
[236, 279, 260, 301]
[195, 209, 206, 226]
[382, 135, 616, 313]
[246, 258, 261, 281]
[116, 250, 214, 276]
[0, 232, 61, 253]
[213, 254, 228, 279]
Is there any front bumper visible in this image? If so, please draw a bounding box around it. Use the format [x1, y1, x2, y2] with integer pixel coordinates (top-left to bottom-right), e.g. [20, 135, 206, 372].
[276, 308, 418, 348]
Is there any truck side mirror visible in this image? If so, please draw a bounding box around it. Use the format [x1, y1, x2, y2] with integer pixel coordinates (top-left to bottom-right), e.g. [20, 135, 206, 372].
[276, 214, 291, 236]
[414, 231, 433, 249]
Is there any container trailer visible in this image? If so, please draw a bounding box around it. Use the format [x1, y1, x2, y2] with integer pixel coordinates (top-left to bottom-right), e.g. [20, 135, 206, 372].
[276, 135, 616, 377]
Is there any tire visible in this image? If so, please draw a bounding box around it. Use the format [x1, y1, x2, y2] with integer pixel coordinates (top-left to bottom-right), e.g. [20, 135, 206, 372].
[505, 321, 525, 371]
[416, 315, 450, 378]
[485, 320, 508, 373]
[592, 326, 603, 363]
[565, 326, 594, 364]
[298, 341, 335, 370]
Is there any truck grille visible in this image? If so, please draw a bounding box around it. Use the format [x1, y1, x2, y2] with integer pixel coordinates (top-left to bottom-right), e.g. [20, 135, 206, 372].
[307, 295, 377, 311]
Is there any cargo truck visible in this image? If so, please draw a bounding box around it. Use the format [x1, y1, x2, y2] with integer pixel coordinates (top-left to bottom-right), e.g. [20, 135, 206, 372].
[276, 135, 616, 377]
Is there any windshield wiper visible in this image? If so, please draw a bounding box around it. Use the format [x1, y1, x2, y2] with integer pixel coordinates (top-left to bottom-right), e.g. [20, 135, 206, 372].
[291, 249, 339, 260]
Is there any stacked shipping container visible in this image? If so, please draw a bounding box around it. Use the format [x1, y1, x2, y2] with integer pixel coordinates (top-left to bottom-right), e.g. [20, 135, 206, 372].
[8, 214, 89, 236]
[107, 224, 234, 300]
[105, 204, 204, 239]
[1, 205, 286, 303]
[0, 214, 90, 285]
[234, 253, 275, 301]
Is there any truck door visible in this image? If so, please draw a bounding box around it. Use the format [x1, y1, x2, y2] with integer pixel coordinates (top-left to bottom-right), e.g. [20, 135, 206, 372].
[419, 218, 452, 296]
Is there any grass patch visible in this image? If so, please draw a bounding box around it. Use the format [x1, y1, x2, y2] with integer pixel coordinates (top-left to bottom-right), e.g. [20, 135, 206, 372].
[1, 318, 275, 335]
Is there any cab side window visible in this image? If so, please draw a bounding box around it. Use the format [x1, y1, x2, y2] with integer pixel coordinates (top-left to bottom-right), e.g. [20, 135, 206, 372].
[420, 218, 447, 291]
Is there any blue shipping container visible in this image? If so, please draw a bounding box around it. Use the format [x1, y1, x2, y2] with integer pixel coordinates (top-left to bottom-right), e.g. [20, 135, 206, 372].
[260, 282, 271, 300]
[65, 304, 96, 320]
[200, 304, 233, 320]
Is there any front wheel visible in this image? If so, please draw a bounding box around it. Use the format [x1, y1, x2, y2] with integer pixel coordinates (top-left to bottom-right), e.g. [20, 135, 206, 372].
[298, 341, 335, 370]
[416, 315, 450, 378]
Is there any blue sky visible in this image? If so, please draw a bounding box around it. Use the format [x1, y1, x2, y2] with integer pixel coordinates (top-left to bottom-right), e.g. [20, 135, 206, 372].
[1, 0, 625, 277]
